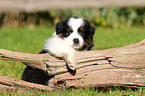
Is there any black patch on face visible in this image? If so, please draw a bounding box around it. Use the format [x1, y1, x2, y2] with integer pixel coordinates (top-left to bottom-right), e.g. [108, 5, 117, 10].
[78, 19, 95, 51]
[55, 19, 73, 38]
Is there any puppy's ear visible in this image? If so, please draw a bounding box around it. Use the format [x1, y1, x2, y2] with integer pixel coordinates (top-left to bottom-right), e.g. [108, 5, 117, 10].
[55, 19, 68, 35]
[84, 19, 95, 37]
[88, 25, 95, 50]
[55, 22, 63, 35]
[83, 20, 96, 50]
[89, 25, 95, 37]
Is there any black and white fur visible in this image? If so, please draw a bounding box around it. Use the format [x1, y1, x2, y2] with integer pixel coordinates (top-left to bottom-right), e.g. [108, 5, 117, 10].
[22, 17, 95, 86]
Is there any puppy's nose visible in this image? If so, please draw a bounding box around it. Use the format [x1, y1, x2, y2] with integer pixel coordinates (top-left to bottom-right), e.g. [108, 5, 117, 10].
[73, 38, 79, 44]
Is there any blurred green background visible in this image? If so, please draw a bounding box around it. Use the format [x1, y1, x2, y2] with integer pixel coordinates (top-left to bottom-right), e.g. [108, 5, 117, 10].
[1, 7, 145, 28]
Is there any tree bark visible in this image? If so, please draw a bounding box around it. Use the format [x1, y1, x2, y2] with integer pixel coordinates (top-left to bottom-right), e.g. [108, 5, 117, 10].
[0, 76, 53, 92]
[0, 39, 145, 91]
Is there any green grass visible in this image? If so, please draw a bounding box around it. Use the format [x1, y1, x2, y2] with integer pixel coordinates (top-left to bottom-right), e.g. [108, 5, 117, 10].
[0, 26, 145, 95]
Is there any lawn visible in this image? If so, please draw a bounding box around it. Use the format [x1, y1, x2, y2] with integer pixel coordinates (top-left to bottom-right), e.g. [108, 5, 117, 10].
[0, 26, 145, 95]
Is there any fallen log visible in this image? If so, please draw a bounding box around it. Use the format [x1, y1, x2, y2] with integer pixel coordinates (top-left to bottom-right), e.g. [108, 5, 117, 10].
[0, 39, 145, 91]
[0, 76, 54, 92]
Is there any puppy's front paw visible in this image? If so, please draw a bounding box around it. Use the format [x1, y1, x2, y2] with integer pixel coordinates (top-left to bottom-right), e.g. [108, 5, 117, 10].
[66, 62, 76, 75]
[68, 62, 76, 70]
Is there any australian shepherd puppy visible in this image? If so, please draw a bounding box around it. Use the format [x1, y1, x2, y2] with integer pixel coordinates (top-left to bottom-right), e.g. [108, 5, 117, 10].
[22, 17, 95, 86]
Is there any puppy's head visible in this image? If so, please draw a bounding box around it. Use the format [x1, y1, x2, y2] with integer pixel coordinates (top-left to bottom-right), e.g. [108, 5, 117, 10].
[55, 17, 95, 51]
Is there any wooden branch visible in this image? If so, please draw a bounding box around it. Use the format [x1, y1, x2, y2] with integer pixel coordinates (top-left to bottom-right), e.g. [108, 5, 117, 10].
[51, 39, 145, 88]
[0, 39, 145, 91]
[0, 76, 54, 92]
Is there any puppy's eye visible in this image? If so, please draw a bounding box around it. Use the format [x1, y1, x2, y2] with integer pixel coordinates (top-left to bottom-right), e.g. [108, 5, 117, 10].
[79, 27, 84, 31]
[68, 27, 73, 32]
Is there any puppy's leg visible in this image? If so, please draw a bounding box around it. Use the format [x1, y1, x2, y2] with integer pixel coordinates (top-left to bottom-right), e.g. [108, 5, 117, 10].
[45, 37, 77, 74]
[65, 51, 76, 70]
[64, 48, 77, 75]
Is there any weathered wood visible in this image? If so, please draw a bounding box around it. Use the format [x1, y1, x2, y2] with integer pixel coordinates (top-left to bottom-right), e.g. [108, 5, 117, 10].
[0, 84, 18, 92]
[50, 39, 145, 88]
[0, 39, 145, 90]
[0, 76, 54, 92]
